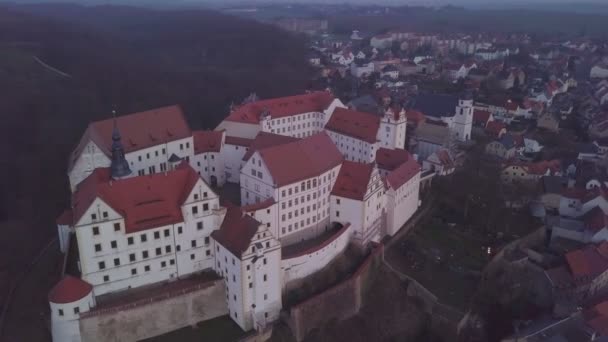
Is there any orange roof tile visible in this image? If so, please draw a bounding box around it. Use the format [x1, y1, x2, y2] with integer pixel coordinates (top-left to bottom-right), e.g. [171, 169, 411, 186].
[192, 130, 223, 154]
[69, 106, 190, 171]
[258, 132, 343, 187]
[331, 161, 374, 201]
[48, 276, 92, 304]
[72, 163, 201, 234]
[224, 92, 335, 124]
[211, 206, 260, 258]
[325, 107, 380, 144]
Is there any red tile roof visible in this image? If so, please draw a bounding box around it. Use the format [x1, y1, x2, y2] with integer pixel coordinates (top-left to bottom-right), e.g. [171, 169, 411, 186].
[585, 300, 608, 336]
[242, 132, 298, 162]
[56, 209, 73, 226]
[69, 106, 191, 171]
[435, 149, 455, 168]
[224, 91, 335, 124]
[211, 206, 260, 258]
[331, 161, 374, 201]
[225, 136, 253, 147]
[325, 107, 380, 144]
[504, 100, 519, 111]
[72, 163, 201, 234]
[526, 159, 561, 175]
[375, 148, 413, 172]
[193, 130, 224, 154]
[386, 153, 421, 190]
[485, 120, 507, 137]
[48, 275, 92, 304]
[473, 109, 492, 126]
[583, 207, 608, 234]
[258, 132, 343, 187]
[565, 241, 608, 279]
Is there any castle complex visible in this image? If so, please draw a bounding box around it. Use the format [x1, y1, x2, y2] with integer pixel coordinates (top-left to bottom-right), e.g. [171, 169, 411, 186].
[49, 91, 471, 341]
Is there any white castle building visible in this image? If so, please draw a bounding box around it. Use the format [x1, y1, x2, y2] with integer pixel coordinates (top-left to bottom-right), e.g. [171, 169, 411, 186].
[50, 91, 422, 341]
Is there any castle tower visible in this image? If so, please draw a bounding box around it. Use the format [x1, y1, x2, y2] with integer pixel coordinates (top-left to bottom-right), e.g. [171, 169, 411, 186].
[110, 111, 132, 180]
[379, 104, 407, 149]
[49, 276, 95, 342]
[453, 91, 473, 142]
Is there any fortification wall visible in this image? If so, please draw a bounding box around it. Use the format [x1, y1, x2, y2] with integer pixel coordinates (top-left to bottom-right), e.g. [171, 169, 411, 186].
[281, 224, 352, 290]
[284, 243, 383, 342]
[79, 279, 227, 342]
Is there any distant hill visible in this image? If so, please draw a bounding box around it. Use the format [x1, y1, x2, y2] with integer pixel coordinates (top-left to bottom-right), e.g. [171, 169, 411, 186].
[0, 4, 313, 235]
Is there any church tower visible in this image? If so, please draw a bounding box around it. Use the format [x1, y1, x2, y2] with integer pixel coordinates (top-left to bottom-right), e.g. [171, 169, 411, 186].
[453, 91, 473, 142]
[379, 104, 407, 149]
[110, 111, 132, 180]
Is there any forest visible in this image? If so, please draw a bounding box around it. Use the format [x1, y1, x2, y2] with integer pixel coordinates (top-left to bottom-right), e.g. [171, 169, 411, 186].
[0, 3, 313, 287]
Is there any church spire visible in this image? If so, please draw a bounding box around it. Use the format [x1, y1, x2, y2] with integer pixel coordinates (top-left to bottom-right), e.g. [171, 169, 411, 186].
[110, 109, 132, 180]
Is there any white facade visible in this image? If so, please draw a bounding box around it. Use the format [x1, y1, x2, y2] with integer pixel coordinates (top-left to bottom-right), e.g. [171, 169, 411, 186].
[379, 108, 407, 150]
[191, 150, 225, 187]
[74, 178, 222, 297]
[326, 130, 379, 163]
[240, 151, 341, 246]
[222, 142, 249, 184]
[453, 98, 473, 141]
[50, 285, 95, 342]
[214, 223, 282, 331]
[330, 168, 385, 245]
[69, 136, 194, 192]
[386, 171, 421, 236]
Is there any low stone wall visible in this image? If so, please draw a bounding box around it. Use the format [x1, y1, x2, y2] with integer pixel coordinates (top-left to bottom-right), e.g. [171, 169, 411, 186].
[284, 243, 384, 342]
[79, 279, 228, 342]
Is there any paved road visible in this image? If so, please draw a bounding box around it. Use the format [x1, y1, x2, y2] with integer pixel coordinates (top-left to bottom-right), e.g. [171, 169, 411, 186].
[0, 239, 62, 342]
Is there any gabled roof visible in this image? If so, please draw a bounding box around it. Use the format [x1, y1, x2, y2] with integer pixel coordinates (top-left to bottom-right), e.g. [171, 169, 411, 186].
[72, 163, 201, 234]
[69, 106, 190, 171]
[325, 107, 380, 144]
[224, 91, 335, 124]
[193, 130, 223, 154]
[48, 275, 92, 304]
[386, 154, 421, 190]
[56, 209, 73, 226]
[473, 109, 492, 126]
[431, 149, 455, 169]
[258, 132, 343, 187]
[242, 132, 298, 162]
[375, 148, 414, 172]
[583, 207, 608, 234]
[211, 206, 260, 258]
[565, 241, 608, 279]
[331, 161, 375, 201]
[411, 93, 459, 119]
